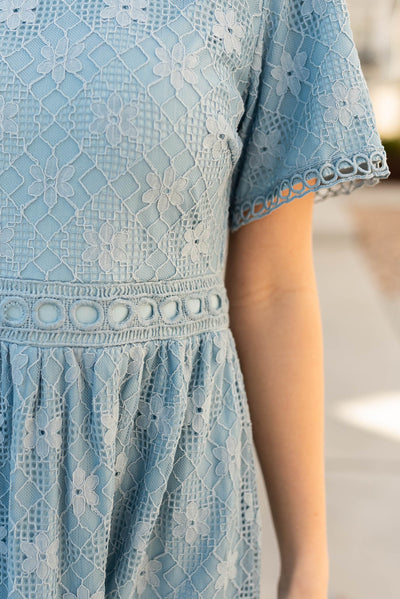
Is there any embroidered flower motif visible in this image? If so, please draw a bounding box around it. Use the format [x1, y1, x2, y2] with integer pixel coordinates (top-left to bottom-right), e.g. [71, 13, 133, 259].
[212, 432, 238, 479]
[63, 584, 103, 599]
[23, 407, 62, 459]
[90, 92, 138, 146]
[172, 501, 210, 545]
[213, 334, 228, 365]
[11, 350, 28, 386]
[301, 0, 332, 16]
[100, 0, 148, 26]
[63, 349, 95, 393]
[28, 155, 75, 209]
[82, 222, 129, 272]
[127, 345, 145, 376]
[319, 81, 365, 128]
[0, 525, 7, 555]
[101, 404, 118, 445]
[203, 113, 232, 159]
[37, 37, 84, 84]
[136, 393, 174, 440]
[71, 465, 100, 518]
[114, 451, 128, 487]
[81, 349, 97, 381]
[184, 387, 210, 434]
[100, 413, 116, 445]
[215, 549, 238, 591]
[153, 42, 199, 90]
[0, 226, 14, 259]
[143, 166, 188, 214]
[271, 50, 310, 97]
[64, 349, 80, 386]
[182, 350, 192, 385]
[248, 127, 284, 169]
[131, 520, 151, 551]
[213, 8, 244, 54]
[0, 0, 37, 30]
[181, 222, 210, 263]
[21, 531, 58, 580]
[136, 553, 162, 594]
[0, 95, 18, 139]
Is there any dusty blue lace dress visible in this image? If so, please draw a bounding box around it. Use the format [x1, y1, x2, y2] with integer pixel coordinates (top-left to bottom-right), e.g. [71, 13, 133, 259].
[0, 0, 390, 597]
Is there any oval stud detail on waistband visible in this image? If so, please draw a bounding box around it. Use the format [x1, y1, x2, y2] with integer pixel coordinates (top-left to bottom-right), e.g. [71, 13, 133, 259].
[32, 298, 65, 330]
[108, 299, 135, 329]
[185, 297, 202, 319]
[0, 275, 229, 345]
[70, 300, 105, 330]
[208, 291, 222, 313]
[0, 297, 29, 326]
[136, 298, 157, 323]
[159, 297, 182, 322]
[187, 298, 201, 313]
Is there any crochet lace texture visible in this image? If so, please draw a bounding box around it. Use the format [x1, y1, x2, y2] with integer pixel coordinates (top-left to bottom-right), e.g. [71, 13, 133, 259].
[0, 0, 390, 282]
[0, 0, 389, 598]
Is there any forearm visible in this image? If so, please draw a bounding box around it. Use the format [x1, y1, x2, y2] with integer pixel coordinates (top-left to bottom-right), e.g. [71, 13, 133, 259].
[229, 284, 329, 593]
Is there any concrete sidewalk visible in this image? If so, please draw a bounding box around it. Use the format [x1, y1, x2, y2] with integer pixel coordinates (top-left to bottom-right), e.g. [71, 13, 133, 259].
[256, 182, 400, 599]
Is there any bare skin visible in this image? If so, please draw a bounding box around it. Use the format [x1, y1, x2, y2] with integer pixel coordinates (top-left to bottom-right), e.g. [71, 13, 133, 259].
[225, 188, 329, 599]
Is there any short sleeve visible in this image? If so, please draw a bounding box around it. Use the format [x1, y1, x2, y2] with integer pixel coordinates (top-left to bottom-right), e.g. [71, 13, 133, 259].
[228, 0, 391, 232]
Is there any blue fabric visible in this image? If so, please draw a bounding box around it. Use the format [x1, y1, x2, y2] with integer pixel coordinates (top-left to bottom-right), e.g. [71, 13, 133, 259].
[229, 0, 390, 230]
[0, 0, 389, 598]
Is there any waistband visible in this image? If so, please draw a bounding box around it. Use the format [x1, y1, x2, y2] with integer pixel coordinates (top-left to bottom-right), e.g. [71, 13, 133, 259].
[0, 274, 230, 347]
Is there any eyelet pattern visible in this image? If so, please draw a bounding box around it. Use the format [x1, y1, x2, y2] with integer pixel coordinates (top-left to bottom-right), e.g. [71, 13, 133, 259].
[0, 274, 229, 347]
[159, 296, 183, 323]
[136, 298, 158, 324]
[32, 298, 65, 330]
[208, 290, 223, 314]
[69, 300, 105, 331]
[108, 299, 135, 329]
[184, 296, 203, 319]
[0, 297, 29, 327]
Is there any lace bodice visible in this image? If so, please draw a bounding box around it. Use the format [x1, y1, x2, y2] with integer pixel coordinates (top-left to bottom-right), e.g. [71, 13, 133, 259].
[0, 0, 390, 285]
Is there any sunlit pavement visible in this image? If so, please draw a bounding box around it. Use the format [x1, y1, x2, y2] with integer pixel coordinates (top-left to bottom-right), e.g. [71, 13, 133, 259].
[256, 182, 400, 599]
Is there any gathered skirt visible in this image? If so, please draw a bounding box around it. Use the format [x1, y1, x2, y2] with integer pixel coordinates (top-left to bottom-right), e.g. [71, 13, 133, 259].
[0, 278, 262, 598]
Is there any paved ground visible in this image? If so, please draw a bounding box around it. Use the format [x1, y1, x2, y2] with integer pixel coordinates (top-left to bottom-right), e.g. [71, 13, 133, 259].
[255, 181, 400, 599]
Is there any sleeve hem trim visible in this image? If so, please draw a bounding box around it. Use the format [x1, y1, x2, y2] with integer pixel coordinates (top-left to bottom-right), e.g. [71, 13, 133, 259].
[229, 147, 391, 232]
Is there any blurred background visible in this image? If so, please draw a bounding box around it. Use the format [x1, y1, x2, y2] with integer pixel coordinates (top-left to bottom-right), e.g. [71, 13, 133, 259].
[257, 1, 400, 597]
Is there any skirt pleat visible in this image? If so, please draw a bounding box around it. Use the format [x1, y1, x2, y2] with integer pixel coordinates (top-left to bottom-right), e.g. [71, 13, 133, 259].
[0, 331, 261, 599]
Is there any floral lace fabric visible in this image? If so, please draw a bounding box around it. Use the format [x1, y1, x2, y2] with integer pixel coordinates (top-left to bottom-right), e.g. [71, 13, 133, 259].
[0, 327, 260, 599]
[229, 0, 390, 230]
[0, 0, 389, 598]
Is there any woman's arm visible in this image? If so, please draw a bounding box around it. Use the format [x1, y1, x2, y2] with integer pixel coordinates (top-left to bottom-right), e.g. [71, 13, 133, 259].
[225, 191, 329, 599]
